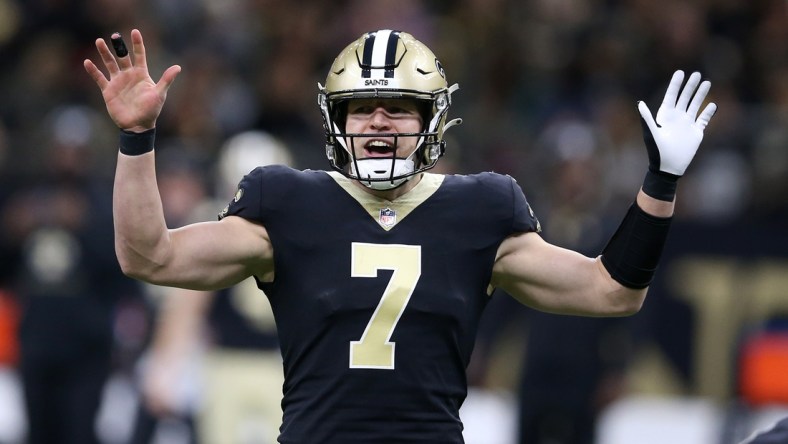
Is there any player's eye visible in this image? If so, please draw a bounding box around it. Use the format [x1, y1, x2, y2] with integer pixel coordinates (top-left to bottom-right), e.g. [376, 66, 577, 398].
[348, 105, 375, 115]
[386, 106, 410, 115]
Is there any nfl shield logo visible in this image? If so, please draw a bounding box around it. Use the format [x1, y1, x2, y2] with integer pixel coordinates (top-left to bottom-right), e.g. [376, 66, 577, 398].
[379, 207, 397, 228]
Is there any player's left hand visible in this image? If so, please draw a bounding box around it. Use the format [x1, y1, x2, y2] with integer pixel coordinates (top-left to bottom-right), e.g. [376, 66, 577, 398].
[638, 70, 717, 177]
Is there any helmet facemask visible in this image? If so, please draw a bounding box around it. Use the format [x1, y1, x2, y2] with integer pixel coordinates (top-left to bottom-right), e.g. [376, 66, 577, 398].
[318, 29, 461, 190]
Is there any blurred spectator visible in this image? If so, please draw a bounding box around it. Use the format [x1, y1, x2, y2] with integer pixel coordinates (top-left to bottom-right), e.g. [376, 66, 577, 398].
[516, 117, 633, 444]
[1, 105, 140, 444]
[125, 145, 209, 444]
[137, 131, 291, 444]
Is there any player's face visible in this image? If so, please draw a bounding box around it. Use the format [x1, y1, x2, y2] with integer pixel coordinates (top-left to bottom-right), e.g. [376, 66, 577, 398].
[345, 98, 424, 160]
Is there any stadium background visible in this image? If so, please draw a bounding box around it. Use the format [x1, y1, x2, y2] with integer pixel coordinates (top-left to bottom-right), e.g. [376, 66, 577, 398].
[0, 0, 786, 443]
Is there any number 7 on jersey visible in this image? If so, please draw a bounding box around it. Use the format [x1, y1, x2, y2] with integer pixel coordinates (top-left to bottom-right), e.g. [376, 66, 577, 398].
[350, 243, 421, 369]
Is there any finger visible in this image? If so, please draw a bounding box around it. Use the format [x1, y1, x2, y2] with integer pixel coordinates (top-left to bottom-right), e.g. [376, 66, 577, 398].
[130, 29, 148, 71]
[687, 80, 711, 117]
[695, 102, 717, 129]
[676, 71, 701, 111]
[95, 38, 120, 76]
[156, 65, 182, 94]
[83, 59, 109, 90]
[662, 70, 685, 108]
[638, 101, 659, 133]
[111, 32, 133, 70]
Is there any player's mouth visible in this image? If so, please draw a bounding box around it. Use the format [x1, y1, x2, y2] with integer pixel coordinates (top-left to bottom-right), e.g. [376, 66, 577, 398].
[363, 140, 397, 158]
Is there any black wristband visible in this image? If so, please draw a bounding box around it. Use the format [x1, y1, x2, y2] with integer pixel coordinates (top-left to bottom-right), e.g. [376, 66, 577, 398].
[642, 169, 678, 201]
[600, 202, 673, 289]
[119, 128, 155, 156]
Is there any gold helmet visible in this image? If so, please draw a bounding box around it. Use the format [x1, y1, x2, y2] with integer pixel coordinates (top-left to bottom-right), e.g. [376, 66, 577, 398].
[318, 29, 461, 190]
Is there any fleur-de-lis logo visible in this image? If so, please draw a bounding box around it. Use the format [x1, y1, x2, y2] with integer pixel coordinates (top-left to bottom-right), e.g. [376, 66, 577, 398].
[435, 59, 446, 79]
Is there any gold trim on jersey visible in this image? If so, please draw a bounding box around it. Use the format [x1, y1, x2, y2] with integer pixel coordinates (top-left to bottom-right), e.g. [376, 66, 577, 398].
[326, 172, 444, 230]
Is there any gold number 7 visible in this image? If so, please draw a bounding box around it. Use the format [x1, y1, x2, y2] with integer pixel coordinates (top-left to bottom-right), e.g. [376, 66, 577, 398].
[350, 243, 421, 369]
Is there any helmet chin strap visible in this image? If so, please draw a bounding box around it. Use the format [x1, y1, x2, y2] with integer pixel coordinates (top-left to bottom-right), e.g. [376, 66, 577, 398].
[351, 150, 418, 190]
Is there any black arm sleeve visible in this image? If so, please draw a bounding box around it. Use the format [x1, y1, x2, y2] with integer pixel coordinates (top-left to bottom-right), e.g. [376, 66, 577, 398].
[600, 203, 672, 289]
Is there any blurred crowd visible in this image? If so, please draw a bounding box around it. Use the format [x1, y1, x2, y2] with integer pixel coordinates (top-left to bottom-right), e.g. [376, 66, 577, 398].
[1, 0, 786, 220]
[0, 0, 786, 443]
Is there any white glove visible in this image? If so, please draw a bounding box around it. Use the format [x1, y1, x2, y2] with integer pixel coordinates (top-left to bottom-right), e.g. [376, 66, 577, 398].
[638, 70, 717, 177]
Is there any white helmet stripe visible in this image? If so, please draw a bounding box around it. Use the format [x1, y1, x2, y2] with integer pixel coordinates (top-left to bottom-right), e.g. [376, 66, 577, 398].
[361, 30, 399, 79]
[370, 30, 392, 70]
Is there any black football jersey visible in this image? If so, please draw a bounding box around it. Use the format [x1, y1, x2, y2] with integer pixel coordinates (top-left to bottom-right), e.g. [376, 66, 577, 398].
[220, 166, 540, 443]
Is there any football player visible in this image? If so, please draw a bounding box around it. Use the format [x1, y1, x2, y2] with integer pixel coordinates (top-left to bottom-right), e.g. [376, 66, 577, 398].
[84, 28, 716, 443]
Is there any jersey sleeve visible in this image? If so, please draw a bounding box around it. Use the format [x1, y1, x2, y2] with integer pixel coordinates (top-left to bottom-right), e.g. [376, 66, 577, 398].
[508, 175, 542, 234]
[218, 165, 302, 223]
[218, 166, 265, 222]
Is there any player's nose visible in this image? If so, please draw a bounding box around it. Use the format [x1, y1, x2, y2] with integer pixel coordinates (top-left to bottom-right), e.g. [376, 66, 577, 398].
[368, 108, 392, 130]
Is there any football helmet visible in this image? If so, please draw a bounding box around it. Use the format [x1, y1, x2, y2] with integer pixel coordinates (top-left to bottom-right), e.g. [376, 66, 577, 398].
[318, 30, 461, 190]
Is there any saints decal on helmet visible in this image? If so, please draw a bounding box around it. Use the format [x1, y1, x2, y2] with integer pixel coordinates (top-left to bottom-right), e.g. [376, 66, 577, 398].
[318, 29, 462, 190]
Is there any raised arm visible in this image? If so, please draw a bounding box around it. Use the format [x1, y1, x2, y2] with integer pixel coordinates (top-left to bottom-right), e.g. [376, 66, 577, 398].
[84, 30, 272, 290]
[493, 70, 717, 316]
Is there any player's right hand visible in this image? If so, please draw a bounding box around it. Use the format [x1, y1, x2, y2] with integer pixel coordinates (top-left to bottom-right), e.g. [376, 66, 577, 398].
[83, 29, 181, 133]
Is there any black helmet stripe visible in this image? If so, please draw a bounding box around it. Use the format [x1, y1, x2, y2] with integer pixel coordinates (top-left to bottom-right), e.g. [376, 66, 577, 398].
[361, 30, 400, 79]
[383, 31, 399, 78]
[360, 32, 375, 78]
